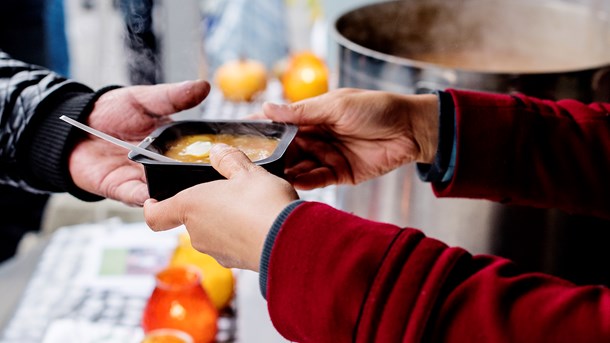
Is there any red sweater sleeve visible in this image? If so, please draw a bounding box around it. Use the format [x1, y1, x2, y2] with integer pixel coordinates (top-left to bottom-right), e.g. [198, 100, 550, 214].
[266, 202, 610, 342]
[435, 89, 610, 219]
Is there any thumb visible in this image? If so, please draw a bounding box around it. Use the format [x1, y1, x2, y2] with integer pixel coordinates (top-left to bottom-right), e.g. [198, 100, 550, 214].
[210, 144, 261, 179]
[144, 198, 185, 231]
[262, 98, 335, 126]
[132, 79, 211, 116]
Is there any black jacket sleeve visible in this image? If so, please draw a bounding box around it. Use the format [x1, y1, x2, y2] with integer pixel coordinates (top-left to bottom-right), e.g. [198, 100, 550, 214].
[0, 50, 110, 200]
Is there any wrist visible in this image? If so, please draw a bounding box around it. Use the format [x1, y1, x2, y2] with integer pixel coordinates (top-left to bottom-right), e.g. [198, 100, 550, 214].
[408, 93, 439, 163]
[23, 86, 95, 193]
[66, 86, 122, 201]
[417, 90, 456, 182]
[259, 200, 306, 298]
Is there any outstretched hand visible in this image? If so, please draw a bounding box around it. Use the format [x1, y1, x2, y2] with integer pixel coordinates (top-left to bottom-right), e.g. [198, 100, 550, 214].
[68, 80, 211, 206]
[254, 88, 439, 190]
[144, 144, 299, 271]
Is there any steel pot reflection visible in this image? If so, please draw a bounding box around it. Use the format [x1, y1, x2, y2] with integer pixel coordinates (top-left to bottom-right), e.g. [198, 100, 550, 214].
[331, 0, 610, 285]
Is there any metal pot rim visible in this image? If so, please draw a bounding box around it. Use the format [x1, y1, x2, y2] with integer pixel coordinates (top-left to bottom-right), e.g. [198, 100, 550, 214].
[330, 1, 610, 76]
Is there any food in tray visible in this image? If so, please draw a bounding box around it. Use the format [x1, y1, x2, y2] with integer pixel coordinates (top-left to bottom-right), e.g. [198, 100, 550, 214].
[163, 133, 280, 163]
[129, 120, 297, 200]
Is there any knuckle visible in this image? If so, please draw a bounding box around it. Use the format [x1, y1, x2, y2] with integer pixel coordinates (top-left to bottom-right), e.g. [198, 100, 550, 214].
[288, 102, 306, 116]
[145, 217, 161, 231]
[189, 238, 205, 252]
[212, 145, 240, 165]
[334, 88, 357, 97]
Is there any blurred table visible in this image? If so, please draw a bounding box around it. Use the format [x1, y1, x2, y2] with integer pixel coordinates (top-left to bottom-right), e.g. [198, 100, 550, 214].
[0, 220, 186, 343]
[0, 237, 49, 333]
[0, 218, 312, 343]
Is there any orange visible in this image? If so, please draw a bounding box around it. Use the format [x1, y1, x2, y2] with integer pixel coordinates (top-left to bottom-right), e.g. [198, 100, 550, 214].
[287, 51, 327, 70]
[169, 233, 235, 310]
[215, 58, 267, 102]
[281, 51, 329, 102]
[141, 329, 193, 343]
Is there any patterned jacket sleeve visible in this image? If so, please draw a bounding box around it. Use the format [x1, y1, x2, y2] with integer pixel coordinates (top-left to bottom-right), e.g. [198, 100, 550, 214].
[0, 50, 101, 197]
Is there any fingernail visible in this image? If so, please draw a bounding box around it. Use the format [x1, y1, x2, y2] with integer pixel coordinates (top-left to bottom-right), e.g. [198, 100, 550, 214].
[181, 79, 204, 88]
[144, 198, 157, 206]
[210, 143, 230, 154]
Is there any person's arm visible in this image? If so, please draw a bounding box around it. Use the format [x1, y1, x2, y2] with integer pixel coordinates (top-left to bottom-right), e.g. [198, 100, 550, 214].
[0, 51, 212, 205]
[255, 88, 439, 189]
[258, 88, 609, 219]
[263, 201, 610, 342]
[0, 50, 101, 195]
[142, 144, 610, 342]
[434, 89, 610, 219]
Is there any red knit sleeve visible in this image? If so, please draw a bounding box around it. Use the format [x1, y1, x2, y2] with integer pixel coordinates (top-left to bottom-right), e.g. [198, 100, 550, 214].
[266, 202, 610, 342]
[433, 89, 610, 219]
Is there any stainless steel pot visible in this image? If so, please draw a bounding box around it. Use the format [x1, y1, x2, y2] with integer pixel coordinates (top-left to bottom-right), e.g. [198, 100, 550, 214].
[331, 0, 610, 285]
[333, 0, 610, 100]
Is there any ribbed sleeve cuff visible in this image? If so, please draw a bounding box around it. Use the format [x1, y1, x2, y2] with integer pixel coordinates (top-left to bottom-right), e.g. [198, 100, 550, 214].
[417, 90, 456, 183]
[27, 85, 121, 201]
[260, 200, 306, 299]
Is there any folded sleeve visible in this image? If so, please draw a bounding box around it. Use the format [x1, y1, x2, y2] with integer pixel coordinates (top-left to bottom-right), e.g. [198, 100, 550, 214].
[417, 90, 456, 183]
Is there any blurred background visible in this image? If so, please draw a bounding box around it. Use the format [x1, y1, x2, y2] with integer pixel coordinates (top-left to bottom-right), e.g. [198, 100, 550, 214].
[1, 1, 366, 342]
[4, 0, 609, 297]
[6, 0, 610, 297]
[10, 0, 369, 257]
[2, 0, 610, 342]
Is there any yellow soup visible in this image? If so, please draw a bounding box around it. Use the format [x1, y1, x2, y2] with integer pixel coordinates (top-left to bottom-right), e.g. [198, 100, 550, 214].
[164, 133, 279, 163]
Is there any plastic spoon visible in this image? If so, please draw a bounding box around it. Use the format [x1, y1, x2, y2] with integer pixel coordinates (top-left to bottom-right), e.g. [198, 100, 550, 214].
[59, 115, 177, 163]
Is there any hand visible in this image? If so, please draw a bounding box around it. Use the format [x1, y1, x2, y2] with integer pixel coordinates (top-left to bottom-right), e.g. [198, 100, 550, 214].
[68, 80, 211, 206]
[143, 144, 299, 271]
[255, 88, 439, 190]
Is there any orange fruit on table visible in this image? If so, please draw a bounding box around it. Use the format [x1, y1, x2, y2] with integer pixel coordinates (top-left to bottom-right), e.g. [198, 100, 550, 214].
[287, 51, 327, 70]
[215, 58, 267, 102]
[281, 51, 329, 102]
[142, 329, 194, 343]
[170, 233, 235, 310]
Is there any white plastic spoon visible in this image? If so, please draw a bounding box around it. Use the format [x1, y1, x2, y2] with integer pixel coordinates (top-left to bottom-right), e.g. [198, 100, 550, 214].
[59, 115, 177, 163]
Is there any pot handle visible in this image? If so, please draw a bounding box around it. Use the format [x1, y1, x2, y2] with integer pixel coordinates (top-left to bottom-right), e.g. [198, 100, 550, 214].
[592, 67, 610, 101]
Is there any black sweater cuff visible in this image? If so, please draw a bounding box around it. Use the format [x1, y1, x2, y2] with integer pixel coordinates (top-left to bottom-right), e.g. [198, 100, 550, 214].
[260, 200, 306, 299]
[26, 85, 121, 201]
[417, 90, 455, 182]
